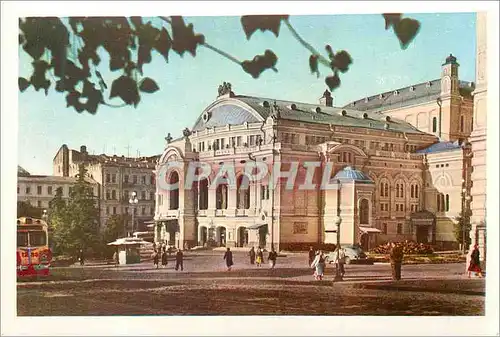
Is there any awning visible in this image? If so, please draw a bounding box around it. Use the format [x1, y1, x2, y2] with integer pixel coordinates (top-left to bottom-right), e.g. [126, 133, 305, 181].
[359, 226, 381, 234]
[247, 224, 267, 230]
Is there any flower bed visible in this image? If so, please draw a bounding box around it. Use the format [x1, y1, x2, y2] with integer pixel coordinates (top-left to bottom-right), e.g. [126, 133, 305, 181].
[368, 253, 466, 264]
[370, 241, 434, 255]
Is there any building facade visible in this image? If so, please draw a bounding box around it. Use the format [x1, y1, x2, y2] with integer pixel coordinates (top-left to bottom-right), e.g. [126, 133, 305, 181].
[153, 55, 474, 251]
[53, 145, 159, 232]
[17, 166, 99, 211]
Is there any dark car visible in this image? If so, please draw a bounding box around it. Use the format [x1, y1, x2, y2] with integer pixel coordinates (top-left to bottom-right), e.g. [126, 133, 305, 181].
[326, 245, 371, 265]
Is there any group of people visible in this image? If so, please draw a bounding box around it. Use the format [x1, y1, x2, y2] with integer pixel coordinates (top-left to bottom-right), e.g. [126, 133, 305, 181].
[247, 246, 278, 269]
[308, 246, 346, 281]
[152, 245, 184, 271]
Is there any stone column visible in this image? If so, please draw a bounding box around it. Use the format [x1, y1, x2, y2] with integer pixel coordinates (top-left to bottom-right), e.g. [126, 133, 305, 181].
[468, 12, 487, 272]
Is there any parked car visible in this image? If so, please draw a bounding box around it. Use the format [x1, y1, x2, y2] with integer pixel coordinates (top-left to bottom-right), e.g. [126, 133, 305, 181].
[325, 245, 371, 265]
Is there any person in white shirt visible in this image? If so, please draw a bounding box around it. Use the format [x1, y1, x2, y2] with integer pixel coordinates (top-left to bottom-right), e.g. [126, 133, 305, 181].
[334, 246, 346, 277]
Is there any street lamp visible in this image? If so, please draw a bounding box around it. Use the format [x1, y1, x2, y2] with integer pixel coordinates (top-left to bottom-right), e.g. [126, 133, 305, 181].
[334, 178, 343, 282]
[129, 191, 138, 237]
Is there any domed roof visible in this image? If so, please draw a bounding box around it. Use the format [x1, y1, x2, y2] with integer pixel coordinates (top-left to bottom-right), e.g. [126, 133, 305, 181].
[333, 166, 373, 183]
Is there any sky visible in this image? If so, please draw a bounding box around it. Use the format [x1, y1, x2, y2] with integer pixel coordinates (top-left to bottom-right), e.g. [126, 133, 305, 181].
[18, 12, 476, 175]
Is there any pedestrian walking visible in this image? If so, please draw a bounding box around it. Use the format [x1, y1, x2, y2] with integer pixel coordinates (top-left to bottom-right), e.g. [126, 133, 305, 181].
[161, 246, 168, 267]
[223, 248, 234, 271]
[248, 247, 256, 265]
[468, 244, 483, 278]
[256, 247, 264, 267]
[333, 245, 346, 277]
[389, 242, 404, 280]
[308, 246, 315, 267]
[268, 247, 278, 269]
[311, 250, 326, 280]
[113, 250, 119, 266]
[152, 249, 160, 269]
[175, 249, 184, 271]
[78, 249, 85, 266]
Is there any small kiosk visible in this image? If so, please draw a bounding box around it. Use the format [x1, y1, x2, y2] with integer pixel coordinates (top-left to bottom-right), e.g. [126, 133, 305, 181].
[108, 237, 149, 265]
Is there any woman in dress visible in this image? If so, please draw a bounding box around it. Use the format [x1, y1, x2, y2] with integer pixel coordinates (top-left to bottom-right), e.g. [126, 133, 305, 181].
[161, 246, 168, 267]
[468, 244, 483, 278]
[256, 247, 264, 267]
[223, 248, 234, 271]
[311, 250, 326, 280]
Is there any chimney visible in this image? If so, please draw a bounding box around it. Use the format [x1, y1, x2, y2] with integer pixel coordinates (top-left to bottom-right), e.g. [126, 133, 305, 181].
[320, 89, 333, 107]
[80, 145, 87, 154]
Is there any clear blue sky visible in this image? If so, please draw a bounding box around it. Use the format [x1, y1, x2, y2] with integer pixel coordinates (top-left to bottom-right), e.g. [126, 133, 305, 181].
[18, 13, 476, 175]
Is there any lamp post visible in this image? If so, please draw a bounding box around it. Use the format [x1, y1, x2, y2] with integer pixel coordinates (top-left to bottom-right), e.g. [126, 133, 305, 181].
[129, 191, 138, 237]
[42, 209, 48, 221]
[334, 178, 343, 282]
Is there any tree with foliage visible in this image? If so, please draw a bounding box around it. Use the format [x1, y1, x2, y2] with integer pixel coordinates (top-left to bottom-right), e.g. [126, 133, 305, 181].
[18, 14, 419, 114]
[48, 168, 100, 257]
[100, 214, 129, 258]
[17, 201, 42, 218]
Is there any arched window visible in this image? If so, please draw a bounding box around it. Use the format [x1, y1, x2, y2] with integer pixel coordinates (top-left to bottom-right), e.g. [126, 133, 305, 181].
[410, 185, 415, 198]
[445, 194, 450, 212]
[216, 180, 228, 210]
[384, 183, 389, 197]
[432, 117, 437, 133]
[237, 175, 250, 209]
[437, 194, 441, 212]
[168, 171, 180, 210]
[415, 185, 419, 199]
[359, 199, 370, 224]
[198, 178, 208, 210]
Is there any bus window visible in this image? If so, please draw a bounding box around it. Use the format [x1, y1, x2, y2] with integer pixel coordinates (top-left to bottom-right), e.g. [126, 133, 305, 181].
[29, 231, 47, 246]
[17, 232, 28, 247]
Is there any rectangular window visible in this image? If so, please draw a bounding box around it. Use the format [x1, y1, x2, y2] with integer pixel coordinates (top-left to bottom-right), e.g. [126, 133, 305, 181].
[47, 186, 53, 195]
[133, 175, 137, 184]
[150, 192, 154, 200]
[151, 175, 155, 185]
[142, 175, 146, 184]
[150, 207, 154, 215]
[106, 174, 110, 183]
[111, 190, 116, 200]
[237, 136, 242, 147]
[106, 207, 109, 215]
[37, 200, 42, 208]
[106, 190, 110, 200]
[221, 138, 226, 149]
[141, 207, 146, 215]
[293, 222, 308, 234]
[141, 191, 146, 200]
[37, 186, 42, 195]
[125, 207, 129, 214]
[249, 135, 255, 146]
[256, 135, 262, 146]
[111, 174, 116, 183]
[397, 223, 403, 234]
[124, 175, 129, 183]
[113, 207, 117, 215]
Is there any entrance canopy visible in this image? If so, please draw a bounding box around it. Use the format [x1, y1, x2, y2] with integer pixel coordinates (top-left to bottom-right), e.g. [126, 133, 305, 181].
[359, 226, 381, 234]
[247, 224, 267, 230]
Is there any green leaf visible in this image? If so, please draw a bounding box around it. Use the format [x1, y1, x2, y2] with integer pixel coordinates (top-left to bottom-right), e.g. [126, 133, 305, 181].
[171, 16, 205, 57]
[139, 77, 160, 93]
[110, 75, 140, 106]
[18, 77, 30, 92]
[331, 50, 352, 73]
[325, 73, 341, 91]
[394, 18, 420, 49]
[383, 13, 402, 30]
[241, 15, 289, 39]
[242, 50, 278, 79]
[309, 55, 319, 78]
